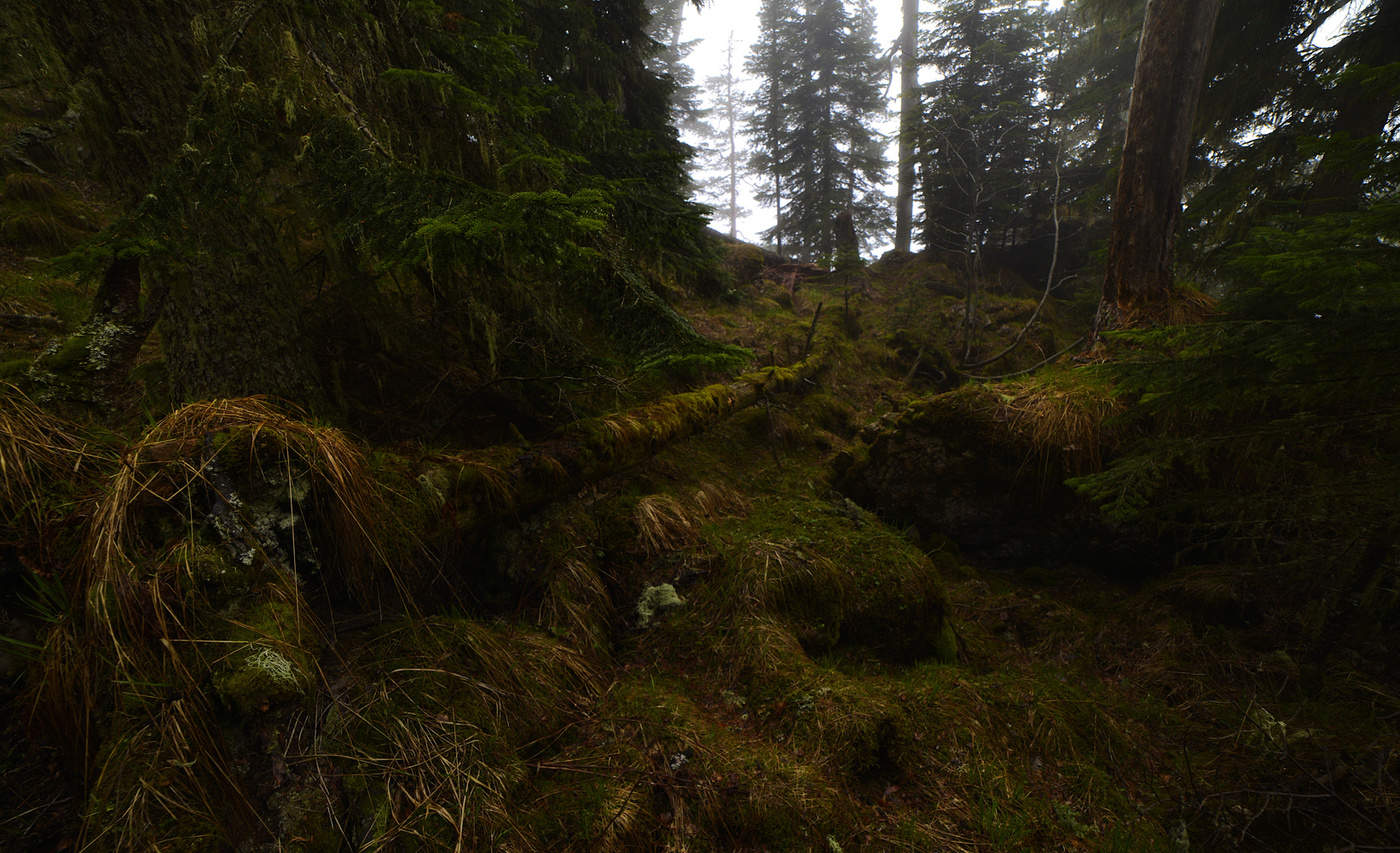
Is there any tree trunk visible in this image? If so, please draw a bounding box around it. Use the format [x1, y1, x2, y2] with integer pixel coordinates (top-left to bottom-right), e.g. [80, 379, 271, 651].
[894, 0, 919, 254]
[725, 38, 740, 241]
[1097, 0, 1222, 332]
[774, 171, 784, 257]
[28, 256, 167, 405]
[156, 205, 326, 411]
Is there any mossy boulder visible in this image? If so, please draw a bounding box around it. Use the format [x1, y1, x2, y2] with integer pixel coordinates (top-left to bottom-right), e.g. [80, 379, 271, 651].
[724, 241, 766, 285]
[836, 386, 1072, 562]
[836, 380, 1145, 569]
[706, 490, 957, 664]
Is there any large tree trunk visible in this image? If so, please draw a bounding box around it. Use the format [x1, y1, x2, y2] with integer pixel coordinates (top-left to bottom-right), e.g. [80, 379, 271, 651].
[156, 206, 326, 411]
[1097, 0, 1222, 332]
[894, 0, 919, 254]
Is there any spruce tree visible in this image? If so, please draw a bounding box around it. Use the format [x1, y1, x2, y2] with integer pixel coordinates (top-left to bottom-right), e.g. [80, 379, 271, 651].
[1184, 0, 1400, 250]
[745, 0, 803, 255]
[918, 0, 1052, 257]
[748, 0, 889, 263]
[696, 33, 748, 239]
[646, 0, 706, 135]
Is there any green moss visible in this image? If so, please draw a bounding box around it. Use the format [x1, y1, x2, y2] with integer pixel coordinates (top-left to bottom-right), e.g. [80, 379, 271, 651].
[266, 784, 340, 853]
[600, 677, 853, 849]
[1, 172, 59, 203]
[704, 489, 955, 664]
[212, 599, 317, 715]
[723, 242, 765, 285]
[39, 332, 92, 372]
[637, 345, 752, 383]
[169, 540, 252, 600]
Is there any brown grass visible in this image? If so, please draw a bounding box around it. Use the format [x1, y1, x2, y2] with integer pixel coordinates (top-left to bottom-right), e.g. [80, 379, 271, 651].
[536, 557, 614, 650]
[85, 396, 388, 634]
[0, 382, 99, 536]
[692, 481, 749, 519]
[993, 377, 1123, 472]
[322, 618, 604, 849]
[634, 494, 699, 557]
[1, 173, 60, 203]
[81, 696, 264, 850]
[739, 537, 831, 615]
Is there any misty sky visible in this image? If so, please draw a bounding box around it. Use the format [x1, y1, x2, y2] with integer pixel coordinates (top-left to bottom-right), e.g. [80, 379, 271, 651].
[676, 0, 1363, 255]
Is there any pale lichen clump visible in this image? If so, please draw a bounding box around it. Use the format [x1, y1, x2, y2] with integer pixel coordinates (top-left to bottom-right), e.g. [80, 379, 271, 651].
[214, 644, 309, 715]
[636, 583, 685, 628]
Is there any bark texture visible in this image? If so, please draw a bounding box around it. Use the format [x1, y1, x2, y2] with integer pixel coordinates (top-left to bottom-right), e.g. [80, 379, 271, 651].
[1098, 0, 1222, 330]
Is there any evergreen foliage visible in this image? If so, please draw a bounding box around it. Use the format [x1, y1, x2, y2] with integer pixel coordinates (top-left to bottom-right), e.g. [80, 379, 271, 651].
[1185, 0, 1400, 255]
[1070, 202, 1400, 627]
[25, 0, 727, 433]
[918, 0, 1054, 255]
[645, 0, 708, 136]
[744, 0, 802, 256]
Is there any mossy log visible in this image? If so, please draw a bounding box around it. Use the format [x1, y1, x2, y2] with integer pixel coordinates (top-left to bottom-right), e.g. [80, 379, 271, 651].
[26, 256, 164, 405]
[406, 357, 825, 543]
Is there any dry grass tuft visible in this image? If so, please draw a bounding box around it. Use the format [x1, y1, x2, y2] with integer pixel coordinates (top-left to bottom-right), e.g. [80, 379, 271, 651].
[536, 557, 614, 651]
[634, 493, 699, 556]
[1, 172, 60, 203]
[1121, 286, 1219, 328]
[332, 681, 527, 850]
[81, 696, 263, 851]
[692, 481, 749, 519]
[0, 383, 98, 532]
[324, 618, 603, 849]
[993, 377, 1122, 472]
[27, 622, 100, 767]
[86, 396, 388, 632]
[739, 537, 831, 614]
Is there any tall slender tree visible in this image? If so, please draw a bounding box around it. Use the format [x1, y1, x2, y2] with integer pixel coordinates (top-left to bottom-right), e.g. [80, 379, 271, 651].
[894, 0, 920, 254]
[697, 33, 748, 239]
[745, 0, 802, 255]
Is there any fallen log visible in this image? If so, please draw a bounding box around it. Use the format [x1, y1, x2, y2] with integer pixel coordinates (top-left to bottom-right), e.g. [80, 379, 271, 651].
[407, 357, 825, 540]
[0, 313, 64, 331]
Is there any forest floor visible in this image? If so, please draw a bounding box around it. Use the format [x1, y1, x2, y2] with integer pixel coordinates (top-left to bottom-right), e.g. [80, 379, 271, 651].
[0, 246, 1396, 851]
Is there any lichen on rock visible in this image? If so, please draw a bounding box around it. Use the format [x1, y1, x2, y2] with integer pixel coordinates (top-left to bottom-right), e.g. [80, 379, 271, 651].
[636, 583, 685, 628]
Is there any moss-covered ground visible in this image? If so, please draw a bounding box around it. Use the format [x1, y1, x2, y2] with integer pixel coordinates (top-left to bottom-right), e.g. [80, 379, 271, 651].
[1, 240, 1396, 850]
